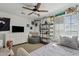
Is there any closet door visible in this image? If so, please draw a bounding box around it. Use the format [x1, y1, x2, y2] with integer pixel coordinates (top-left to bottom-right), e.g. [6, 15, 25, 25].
[0, 33, 5, 48]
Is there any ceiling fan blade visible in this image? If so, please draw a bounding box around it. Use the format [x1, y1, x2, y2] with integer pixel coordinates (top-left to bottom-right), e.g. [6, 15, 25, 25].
[37, 10, 48, 12]
[22, 6, 33, 11]
[28, 12, 35, 15]
[35, 3, 41, 9]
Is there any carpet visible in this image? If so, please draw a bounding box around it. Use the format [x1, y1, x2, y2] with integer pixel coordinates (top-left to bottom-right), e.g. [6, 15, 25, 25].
[12, 43, 45, 55]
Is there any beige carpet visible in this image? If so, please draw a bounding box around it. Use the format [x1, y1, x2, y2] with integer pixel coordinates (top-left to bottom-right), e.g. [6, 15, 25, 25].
[12, 43, 45, 55]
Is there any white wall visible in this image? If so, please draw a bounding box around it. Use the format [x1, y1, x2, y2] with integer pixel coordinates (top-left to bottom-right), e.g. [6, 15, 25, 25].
[0, 11, 33, 45]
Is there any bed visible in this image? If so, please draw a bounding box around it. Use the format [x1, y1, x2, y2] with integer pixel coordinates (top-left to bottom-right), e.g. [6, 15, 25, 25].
[30, 43, 79, 56]
[16, 35, 79, 56]
[16, 43, 79, 56]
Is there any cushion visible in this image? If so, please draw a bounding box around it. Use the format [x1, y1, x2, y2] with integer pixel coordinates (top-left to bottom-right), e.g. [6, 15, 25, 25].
[59, 36, 79, 50]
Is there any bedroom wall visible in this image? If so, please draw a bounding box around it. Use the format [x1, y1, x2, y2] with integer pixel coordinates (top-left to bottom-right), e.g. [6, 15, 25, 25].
[0, 10, 35, 46]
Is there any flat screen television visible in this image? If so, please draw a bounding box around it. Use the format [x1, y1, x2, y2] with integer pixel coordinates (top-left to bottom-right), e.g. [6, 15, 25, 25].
[0, 18, 10, 31]
[12, 26, 24, 32]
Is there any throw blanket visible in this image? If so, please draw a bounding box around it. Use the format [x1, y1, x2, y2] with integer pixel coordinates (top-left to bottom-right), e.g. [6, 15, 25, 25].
[30, 43, 79, 56]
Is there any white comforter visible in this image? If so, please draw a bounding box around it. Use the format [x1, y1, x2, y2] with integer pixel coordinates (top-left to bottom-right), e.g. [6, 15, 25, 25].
[30, 43, 79, 56]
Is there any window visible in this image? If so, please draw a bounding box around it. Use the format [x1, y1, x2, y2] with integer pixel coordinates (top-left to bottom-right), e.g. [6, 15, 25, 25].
[64, 14, 78, 36]
[54, 16, 65, 41]
[54, 14, 78, 42]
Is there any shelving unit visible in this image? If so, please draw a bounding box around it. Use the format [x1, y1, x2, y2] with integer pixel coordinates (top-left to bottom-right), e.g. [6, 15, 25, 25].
[40, 23, 50, 44]
[49, 17, 55, 41]
[40, 17, 54, 44]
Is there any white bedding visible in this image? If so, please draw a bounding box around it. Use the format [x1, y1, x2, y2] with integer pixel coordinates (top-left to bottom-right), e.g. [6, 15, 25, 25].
[30, 43, 79, 56]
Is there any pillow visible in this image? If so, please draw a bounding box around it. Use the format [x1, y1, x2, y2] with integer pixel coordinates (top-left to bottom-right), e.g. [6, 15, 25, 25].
[59, 36, 79, 50]
[30, 32, 39, 36]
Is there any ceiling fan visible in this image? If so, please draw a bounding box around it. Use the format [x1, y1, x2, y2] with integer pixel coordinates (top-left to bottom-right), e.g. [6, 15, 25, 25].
[22, 3, 48, 16]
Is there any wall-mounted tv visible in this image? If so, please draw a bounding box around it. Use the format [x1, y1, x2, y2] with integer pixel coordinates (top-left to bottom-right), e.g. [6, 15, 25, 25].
[12, 26, 24, 32]
[0, 18, 10, 31]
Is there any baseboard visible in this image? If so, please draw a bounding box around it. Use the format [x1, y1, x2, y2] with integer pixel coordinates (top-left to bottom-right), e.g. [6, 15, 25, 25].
[3, 46, 5, 48]
[13, 42, 28, 47]
[2, 42, 28, 48]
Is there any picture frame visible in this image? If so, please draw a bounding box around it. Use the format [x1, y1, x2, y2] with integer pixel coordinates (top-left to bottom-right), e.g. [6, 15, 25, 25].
[31, 21, 34, 25]
[35, 23, 38, 27]
[30, 27, 33, 30]
[27, 24, 29, 27]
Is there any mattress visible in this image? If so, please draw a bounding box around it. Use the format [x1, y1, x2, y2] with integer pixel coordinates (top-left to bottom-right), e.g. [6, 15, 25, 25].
[30, 43, 79, 56]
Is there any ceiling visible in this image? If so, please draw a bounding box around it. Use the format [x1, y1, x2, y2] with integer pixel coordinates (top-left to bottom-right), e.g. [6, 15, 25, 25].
[0, 3, 78, 19]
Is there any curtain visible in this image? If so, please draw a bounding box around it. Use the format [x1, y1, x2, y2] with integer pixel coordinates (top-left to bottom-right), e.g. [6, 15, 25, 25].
[54, 14, 78, 42]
